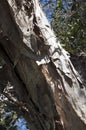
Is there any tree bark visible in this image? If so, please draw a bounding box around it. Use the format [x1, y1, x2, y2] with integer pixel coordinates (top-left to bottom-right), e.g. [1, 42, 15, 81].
[0, 0, 86, 130]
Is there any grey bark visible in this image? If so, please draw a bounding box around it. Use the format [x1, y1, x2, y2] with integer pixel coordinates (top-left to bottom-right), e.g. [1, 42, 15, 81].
[0, 0, 86, 130]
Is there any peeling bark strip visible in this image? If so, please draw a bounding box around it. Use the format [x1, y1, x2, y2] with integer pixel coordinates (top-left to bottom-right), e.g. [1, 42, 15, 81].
[0, 0, 86, 130]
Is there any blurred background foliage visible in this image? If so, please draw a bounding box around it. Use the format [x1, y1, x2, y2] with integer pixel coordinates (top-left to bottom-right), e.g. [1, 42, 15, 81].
[0, 101, 28, 130]
[0, 101, 17, 130]
[41, 0, 86, 55]
[51, 0, 86, 55]
[40, 0, 56, 21]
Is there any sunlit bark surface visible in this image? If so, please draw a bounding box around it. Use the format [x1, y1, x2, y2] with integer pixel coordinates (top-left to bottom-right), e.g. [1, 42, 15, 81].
[0, 0, 86, 130]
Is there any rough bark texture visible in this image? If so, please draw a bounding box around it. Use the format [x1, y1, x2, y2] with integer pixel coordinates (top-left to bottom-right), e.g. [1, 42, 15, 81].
[0, 0, 86, 130]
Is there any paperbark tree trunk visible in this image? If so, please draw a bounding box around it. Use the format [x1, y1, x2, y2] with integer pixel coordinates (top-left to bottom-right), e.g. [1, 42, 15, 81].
[0, 0, 86, 130]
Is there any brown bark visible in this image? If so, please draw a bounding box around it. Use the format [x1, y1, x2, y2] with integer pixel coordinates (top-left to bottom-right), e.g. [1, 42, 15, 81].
[0, 0, 86, 130]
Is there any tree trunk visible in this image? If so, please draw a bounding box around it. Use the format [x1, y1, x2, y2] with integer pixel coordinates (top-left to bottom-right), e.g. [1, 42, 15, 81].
[0, 0, 86, 130]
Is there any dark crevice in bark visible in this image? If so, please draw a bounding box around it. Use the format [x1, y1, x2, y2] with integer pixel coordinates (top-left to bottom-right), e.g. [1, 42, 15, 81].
[0, 46, 28, 101]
